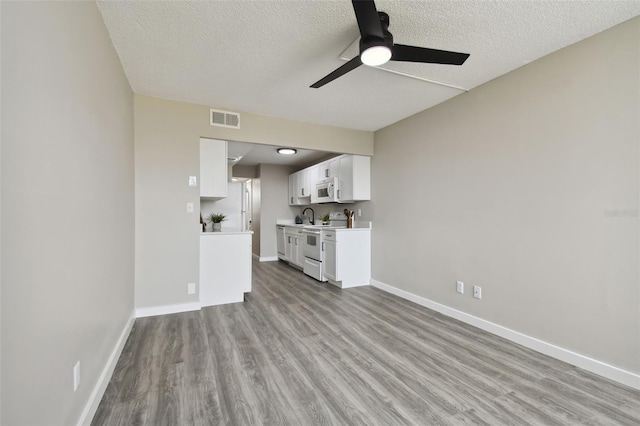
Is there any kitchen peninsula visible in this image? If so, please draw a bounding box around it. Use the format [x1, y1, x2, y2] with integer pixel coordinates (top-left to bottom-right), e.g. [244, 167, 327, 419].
[199, 230, 252, 307]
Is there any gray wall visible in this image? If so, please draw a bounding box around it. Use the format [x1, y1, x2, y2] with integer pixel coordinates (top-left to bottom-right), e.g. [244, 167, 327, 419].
[233, 165, 258, 179]
[134, 95, 372, 309]
[257, 164, 298, 258]
[371, 17, 639, 374]
[1, 2, 135, 424]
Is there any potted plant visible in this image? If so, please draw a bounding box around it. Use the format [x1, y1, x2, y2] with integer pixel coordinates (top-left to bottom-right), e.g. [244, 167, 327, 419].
[207, 212, 226, 232]
[319, 214, 330, 225]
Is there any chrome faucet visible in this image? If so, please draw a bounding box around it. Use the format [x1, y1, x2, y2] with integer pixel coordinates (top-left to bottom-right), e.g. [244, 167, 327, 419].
[302, 207, 315, 225]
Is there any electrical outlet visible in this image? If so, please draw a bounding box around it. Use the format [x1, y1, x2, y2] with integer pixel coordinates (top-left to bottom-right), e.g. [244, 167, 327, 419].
[357, 209, 362, 217]
[73, 361, 81, 392]
[186, 202, 194, 213]
[188, 176, 197, 187]
[473, 285, 482, 299]
[187, 282, 196, 295]
[456, 280, 464, 294]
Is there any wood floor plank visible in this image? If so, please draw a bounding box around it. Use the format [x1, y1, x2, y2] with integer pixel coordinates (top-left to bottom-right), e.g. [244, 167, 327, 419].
[92, 259, 640, 426]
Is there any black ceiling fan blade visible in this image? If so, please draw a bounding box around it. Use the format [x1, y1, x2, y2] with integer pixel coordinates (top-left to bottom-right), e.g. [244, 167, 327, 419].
[391, 44, 470, 65]
[310, 56, 363, 88]
[352, 0, 384, 40]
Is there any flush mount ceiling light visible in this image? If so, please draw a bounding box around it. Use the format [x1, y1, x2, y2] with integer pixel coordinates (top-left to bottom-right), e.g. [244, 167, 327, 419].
[277, 148, 297, 155]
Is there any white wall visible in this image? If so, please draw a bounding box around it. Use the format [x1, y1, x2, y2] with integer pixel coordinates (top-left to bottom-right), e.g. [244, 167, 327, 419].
[371, 17, 639, 375]
[201, 182, 243, 231]
[1, 2, 135, 424]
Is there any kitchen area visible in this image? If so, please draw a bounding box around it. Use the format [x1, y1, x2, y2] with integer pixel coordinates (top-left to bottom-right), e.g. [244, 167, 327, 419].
[199, 136, 372, 307]
[276, 151, 372, 288]
[276, 211, 371, 288]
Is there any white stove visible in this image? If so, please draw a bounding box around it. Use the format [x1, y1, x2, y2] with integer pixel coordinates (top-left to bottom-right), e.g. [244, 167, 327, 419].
[302, 212, 347, 281]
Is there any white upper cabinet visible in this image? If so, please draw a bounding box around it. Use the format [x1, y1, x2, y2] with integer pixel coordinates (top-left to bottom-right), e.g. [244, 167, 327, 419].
[288, 154, 370, 205]
[289, 166, 317, 205]
[318, 158, 339, 180]
[305, 165, 318, 197]
[200, 138, 227, 199]
[297, 167, 312, 198]
[289, 173, 302, 205]
[338, 155, 370, 203]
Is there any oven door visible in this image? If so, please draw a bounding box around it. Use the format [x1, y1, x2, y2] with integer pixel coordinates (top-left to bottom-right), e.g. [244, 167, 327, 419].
[302, 230, 322, 261]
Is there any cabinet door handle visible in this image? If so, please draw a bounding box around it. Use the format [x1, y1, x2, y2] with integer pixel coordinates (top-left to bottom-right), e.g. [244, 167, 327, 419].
[325, 169, 329, 178]
[337, 189, 340, 199]
[302, 188, 305, 196]
[291, 197, 293, 204]
[288, 236, 291, 243]
[322, 242, 324, 251]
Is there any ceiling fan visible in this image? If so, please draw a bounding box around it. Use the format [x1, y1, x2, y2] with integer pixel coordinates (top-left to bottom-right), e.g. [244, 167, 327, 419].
[311, 0, 470, 88]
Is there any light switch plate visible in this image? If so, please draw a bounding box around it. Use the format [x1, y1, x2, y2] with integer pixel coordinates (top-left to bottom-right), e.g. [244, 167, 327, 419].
[186, 203, 194, 213]
[188, 176, 197, 187]
[187, 283, 196, 295]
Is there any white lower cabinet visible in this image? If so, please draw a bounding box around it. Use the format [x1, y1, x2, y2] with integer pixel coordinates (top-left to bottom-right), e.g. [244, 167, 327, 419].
[323, 237, 337, 281]
[284, 227, 304, 268]
[200, 233, 252, 307]
[322, 228, 371, 288]
[278, 225, 371, 288]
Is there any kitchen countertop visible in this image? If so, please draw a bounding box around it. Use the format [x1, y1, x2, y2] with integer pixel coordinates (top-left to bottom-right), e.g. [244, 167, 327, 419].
[276, 221, 371, 230]
[201, 230, 253, 236]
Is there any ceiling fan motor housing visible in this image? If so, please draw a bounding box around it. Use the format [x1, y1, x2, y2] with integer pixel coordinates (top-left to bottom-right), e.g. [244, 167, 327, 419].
[359, 11, 393, 54]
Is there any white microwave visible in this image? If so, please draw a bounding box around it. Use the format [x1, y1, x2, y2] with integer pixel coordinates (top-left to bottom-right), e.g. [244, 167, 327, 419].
[315, 177, 339, 203]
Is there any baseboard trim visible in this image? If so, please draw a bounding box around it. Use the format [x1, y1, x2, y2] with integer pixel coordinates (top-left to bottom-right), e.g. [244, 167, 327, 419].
[370, 279, 640, 390]
[251, 253, 279, 262]
[135, 301, 201, 318]
[329, 278, 370, 289]
[77, 311, 135, 426]
[259, 256, 279, 262]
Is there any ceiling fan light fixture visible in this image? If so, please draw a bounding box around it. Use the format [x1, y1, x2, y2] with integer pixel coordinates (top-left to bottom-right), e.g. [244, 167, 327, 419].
[361, 45, 391, 66]
[277, 148, 297, 155]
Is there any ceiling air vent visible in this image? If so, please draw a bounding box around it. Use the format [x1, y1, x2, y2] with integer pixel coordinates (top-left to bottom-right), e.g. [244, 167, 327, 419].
[210, 109, 240, 129]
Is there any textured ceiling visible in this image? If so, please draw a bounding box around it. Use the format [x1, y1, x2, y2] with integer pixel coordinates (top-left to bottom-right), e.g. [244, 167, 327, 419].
[228, 141, 336, 168]
[97, 1, 640, 132]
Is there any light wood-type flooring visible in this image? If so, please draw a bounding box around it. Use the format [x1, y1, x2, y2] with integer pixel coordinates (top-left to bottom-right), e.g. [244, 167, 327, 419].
[92, 259, 640, 425]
